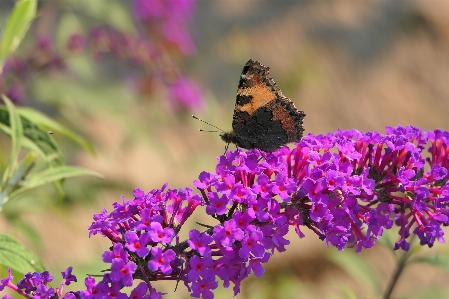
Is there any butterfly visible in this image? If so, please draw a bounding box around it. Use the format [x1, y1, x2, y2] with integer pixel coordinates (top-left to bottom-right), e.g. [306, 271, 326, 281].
[219, 59, 306, 152]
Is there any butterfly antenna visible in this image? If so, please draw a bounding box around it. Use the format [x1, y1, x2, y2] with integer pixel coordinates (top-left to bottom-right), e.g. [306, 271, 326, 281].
[200, 129, 219, 133]
[192, 115, 225, 133]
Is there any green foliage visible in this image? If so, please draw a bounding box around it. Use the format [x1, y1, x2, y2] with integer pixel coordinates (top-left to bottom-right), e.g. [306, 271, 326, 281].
[10, 165, 102, 199]
[0, 234, 45, 274]
[0, 99, 100, 274]
[18, 107, 95, 155]
[0, 0, 103, 277]
[1, 96, 23, 191]
[0, 98, 63, 167]
[0, 0, 37, 70]
[0, 97, 101, 211]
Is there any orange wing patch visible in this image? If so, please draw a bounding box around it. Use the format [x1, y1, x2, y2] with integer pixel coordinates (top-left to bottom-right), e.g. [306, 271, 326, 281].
[235, 75, 277, 116]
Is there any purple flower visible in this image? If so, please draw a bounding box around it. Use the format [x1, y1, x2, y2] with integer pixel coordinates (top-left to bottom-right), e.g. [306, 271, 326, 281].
[191, 278, 218, 299]
[310, 200, 329, 222]
[61, 267, 77, 285]
[110, 258, 137, 286]
[134, 208, 164, 231]
[34, 284, 55, 298]
[17, 271, 53, 294]
[303, 178, 327, 202]
[67, 33, 85, 52]
[239, 230, 264, 259]
[229, 184, 254, 204]
[79, 276, 108, 298]
[129, 282, 149, 299]
[271, 173, 297, 201]
[148, 247, 176, 274]
[216, 174, 236, 195]
[102, 243, 128, 263]
[63, 293, 78, 299]
[188, 229, 213, 256]
[3, 57, 28, 76]
[104, 281, 129, 299]
[132, 0, 165, 19]
[194, 171, 218, 190]
[5, 81, 26, 104]
[167, 77, 204, 111]
[132, 0, 197, 54]
[251, 174, 272, 199]
[233, 210, 256, 230]
[80, 125, 449, 298]
[125, 231, 151, 258]
[187, 255, 214, 281]
[269, 223, 290, 252]
[36, 35, 53, 51]
[248, 252, 270, 277]
[148, 222, 175, 243]
[394, 238, 410, 251]
[213, 219, 244, 247]
[206, 192, 229, 215]
[0, 268, 13, 291]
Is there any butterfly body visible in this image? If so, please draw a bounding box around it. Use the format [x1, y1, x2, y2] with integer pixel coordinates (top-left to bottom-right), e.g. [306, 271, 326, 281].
[221, 59, 305, 152]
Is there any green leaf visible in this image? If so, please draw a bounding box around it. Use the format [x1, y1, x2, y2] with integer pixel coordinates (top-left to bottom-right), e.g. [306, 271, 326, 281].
[18, 107, 96, 155]
[8, 153, 37, 186]
[1, 96, 23, 190]
[0, 0, 37, 69]
[0, 153, 37, 209]
[0, 234, 45, 274]
[0, 105, 64, 166]
[9, 165, 102, 199]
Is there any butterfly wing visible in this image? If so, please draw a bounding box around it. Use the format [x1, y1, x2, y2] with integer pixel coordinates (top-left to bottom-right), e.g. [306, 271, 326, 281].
[230, 59, 305, 152]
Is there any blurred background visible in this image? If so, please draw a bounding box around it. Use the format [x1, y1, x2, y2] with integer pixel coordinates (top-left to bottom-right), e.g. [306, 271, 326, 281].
[2, 0, 449, 298]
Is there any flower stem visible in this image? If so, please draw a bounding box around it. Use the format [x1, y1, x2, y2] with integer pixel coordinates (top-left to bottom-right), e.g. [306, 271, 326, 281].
[383, 241, 413, 299]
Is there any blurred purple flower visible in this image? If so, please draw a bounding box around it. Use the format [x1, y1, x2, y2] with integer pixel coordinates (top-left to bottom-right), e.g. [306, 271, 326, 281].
[67, 33, 85, 52]
[5, 80, 26, 104]
[167, 77, 204, 112]
[132, 0, 196, 54]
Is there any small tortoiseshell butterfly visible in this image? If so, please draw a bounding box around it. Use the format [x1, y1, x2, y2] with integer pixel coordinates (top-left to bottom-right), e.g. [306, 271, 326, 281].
[194, 59, 305, 152]
[220, 59, 306, 152]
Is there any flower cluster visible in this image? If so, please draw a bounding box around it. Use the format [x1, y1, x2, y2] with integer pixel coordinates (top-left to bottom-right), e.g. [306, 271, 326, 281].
[81, 24, 204, 112]
[0, 36, 64, 104]
[0, 267, 76, 299]
[1, 0, 204, 112]
[132, 0, 197, 55]
[3, 125, 449, 299]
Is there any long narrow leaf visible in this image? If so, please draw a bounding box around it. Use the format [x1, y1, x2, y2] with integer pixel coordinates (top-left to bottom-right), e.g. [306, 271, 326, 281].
[0, 153, 37, 210]
[19, 107, 95, 155]
[0, 0, 37, 69]
[0, 122, 57, 163]
[1, 96, 23, 190]
[0, 234, 45, 274]
[9, 166, 102, 200]
[0, 106, 64, 166]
